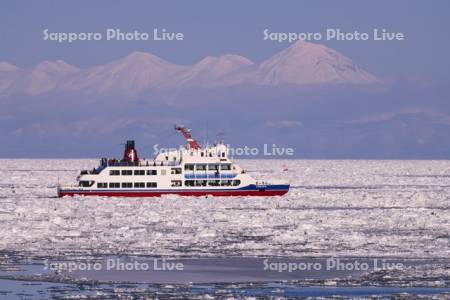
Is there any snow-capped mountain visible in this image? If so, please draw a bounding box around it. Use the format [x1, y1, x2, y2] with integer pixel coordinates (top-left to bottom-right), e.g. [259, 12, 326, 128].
[166, 54, 254, 88]
[58, 52, 185, 95]
[255, 41, 378, 85]
[0, 42, 379, 96]
[3, 60, 78, 95]
[0, 62, 19, 72]
[0, 62, 20, 93]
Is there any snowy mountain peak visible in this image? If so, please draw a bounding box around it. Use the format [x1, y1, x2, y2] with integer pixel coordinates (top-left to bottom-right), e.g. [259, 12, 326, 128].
[1, 60, 80, 96]
[105, 51, 183, 75]
[122, 51, 168, 64]
[166, 54, 254, 88]
[33, 60, 79, 73]
[197, 54, 254, 66]
[58, 52, 185, 95]
[257, 41, 379, 85]
[0, 62, 20, 72]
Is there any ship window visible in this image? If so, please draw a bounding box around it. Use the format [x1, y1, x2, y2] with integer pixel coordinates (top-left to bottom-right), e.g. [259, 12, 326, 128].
[221, 180, 232, 186]
[184, 180, 195, 186]
[121, 182, 132, 188]
[79, 181, 95, 187]
[196, 164, 206, 171]
[110, 170, 120, 176]
[184, 164, 194, 171]
[147, 170, 157, 175]
[109, 182, 120, 188]
[171, 168, 182, 174]
[208, 180, 220, 186]
[171, 180, 182, 187]
[208, 164, 219, 171]
[97, 182, 108, 188]
[232, 180, 241, 186]
[146, 182, 157, 188]
[201, 152, 204, 157]
[195, 180, 207, 186]
[222, 152, 225, 157]
[121, 170, 132, 176]
[134, 170, 145, 176]
[221, 164, 231, 171]
[134, 182, 145, 188]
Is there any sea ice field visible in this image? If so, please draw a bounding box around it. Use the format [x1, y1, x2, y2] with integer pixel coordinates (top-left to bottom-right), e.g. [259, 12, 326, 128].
[1, 159, 449, 258]
[0, 159, 449, 299]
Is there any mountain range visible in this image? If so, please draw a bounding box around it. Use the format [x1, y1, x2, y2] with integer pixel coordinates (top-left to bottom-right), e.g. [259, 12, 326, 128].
[0, 41, 379, 97]
[2, 41, 448, 159]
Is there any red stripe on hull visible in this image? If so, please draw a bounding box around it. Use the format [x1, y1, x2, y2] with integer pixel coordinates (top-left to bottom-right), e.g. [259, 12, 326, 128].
[58, 190, 288, 197]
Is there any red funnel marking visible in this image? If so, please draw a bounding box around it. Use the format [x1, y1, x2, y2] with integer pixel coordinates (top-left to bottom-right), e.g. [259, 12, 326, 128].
[123, 140, 139, 163]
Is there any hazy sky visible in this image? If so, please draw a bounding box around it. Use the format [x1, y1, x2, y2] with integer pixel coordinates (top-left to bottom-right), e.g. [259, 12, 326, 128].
[1, 0, 449, 81]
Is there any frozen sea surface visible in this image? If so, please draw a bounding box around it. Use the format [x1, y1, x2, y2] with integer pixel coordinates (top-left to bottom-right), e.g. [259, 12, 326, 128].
[0, 159, 449, 258]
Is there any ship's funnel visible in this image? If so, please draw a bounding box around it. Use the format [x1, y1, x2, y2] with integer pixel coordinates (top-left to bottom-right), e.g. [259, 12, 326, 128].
[123, 140, 139, 163]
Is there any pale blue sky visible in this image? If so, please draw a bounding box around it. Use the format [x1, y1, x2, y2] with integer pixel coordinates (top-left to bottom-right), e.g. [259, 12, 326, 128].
[1, 0, 449, 81]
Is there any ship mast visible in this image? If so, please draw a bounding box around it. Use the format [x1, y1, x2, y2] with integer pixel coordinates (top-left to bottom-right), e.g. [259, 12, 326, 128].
[175, 125, 201, 150]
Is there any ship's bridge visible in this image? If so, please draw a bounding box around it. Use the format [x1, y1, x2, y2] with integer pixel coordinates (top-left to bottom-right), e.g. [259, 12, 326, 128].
[150, 125, 230, 165]
[153, 143, 230, 165]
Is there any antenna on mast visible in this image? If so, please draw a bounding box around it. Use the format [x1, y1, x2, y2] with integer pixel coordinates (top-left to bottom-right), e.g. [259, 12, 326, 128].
[205, 121, 209, 147]
[216, 131, 225, 144]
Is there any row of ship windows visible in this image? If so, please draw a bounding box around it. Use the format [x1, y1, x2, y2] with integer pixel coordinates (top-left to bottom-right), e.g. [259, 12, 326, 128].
[195, 151, 226, 158]
[97, 182, 158, 188]
[92, 180, 241, 189]
[185, 164, 232, 171]
[185, 180, 241, 187]
[110, 170, 158, 176]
